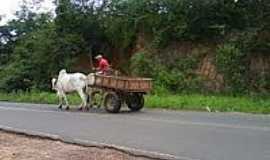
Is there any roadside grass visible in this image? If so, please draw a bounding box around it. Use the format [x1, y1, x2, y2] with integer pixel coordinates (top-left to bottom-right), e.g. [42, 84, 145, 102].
[0, 91, 81, 105]
[0, 91, 270, 114]
[145, 94, 270, 114]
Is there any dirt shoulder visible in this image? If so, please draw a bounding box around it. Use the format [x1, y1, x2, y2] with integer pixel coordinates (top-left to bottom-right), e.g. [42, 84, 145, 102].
[0, 131, 149, 160]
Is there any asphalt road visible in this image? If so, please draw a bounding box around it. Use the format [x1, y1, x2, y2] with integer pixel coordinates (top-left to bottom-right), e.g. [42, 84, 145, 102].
[0, 102, 270, 160]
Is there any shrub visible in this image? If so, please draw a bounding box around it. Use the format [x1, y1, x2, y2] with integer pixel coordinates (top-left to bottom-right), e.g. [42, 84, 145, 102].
[130, 51, 155, 77]
[215, 44, 248, 93]
[130, 51, 202, 94]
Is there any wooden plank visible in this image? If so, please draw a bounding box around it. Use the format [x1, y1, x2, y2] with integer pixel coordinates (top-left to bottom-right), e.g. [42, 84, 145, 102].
[90, 75, 152, 92]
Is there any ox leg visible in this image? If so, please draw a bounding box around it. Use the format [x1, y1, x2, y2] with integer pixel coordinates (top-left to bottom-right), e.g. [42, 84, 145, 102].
[85, 86, 92, 109]
[86, 93, 92, 109]
[78, 89, 88, 111]
[58, 96, 63, 110]
[63, 93, 70, 110]
[57, 91, 63, 110]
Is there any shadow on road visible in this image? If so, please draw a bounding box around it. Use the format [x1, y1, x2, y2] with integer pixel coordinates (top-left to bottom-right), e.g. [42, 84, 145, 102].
[56, 107, 145, 115]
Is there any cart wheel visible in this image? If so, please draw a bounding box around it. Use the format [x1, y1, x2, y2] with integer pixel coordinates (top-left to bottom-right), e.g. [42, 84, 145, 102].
[104, 92, 121, 113]
[126, 93, 144, 112]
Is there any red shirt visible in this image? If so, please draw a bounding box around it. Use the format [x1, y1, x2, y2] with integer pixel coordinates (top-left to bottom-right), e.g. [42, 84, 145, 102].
[98, 58, 109, 73]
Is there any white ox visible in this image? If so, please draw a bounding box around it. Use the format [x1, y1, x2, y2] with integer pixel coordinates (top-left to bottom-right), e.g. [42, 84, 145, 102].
[52, 69, 95, 111]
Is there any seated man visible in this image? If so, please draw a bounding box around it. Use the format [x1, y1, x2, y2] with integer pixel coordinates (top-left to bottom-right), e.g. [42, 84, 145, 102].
[94, 54, 110, 75]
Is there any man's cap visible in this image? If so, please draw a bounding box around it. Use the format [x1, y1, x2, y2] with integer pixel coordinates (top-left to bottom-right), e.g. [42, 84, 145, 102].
[95, 54, 102, 59]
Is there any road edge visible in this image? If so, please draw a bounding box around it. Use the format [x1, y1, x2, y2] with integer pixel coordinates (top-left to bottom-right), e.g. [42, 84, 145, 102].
[0, 125, 186, 160]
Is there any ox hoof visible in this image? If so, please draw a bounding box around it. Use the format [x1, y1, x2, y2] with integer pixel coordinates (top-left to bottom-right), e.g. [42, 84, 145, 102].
[78, 107, 83, 111]
[58, 105, 63, 110]
[85, 107, 90, 111]
[65, 106, 70, 110]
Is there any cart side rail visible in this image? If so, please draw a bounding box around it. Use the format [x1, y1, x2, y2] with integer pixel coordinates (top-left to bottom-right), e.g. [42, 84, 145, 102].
[87, 74, 152, 93]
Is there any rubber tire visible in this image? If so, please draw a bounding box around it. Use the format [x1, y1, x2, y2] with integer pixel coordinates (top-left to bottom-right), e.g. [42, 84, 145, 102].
[104, 92, 121, 113]
[126, 93, 144, 112]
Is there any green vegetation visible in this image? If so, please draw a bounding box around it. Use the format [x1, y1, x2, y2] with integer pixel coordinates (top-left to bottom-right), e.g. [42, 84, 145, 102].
[146, 94, 270, 114]
[131, 51, 203, 94]
[0, 91, 81, 105]
[215, 44, 248, 93]
[1, 0, 269, 93]
[0, 91, 270, 114]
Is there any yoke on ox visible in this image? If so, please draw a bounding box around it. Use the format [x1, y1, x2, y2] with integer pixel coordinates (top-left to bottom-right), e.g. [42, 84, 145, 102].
[51, 69, 94, 111]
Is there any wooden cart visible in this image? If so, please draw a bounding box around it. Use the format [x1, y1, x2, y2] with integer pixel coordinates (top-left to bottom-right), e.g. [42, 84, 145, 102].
[87, 74, 152, 113]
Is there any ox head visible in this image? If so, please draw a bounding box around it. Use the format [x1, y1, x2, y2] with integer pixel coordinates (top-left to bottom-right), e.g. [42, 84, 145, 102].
[51, 78, 57, 90]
